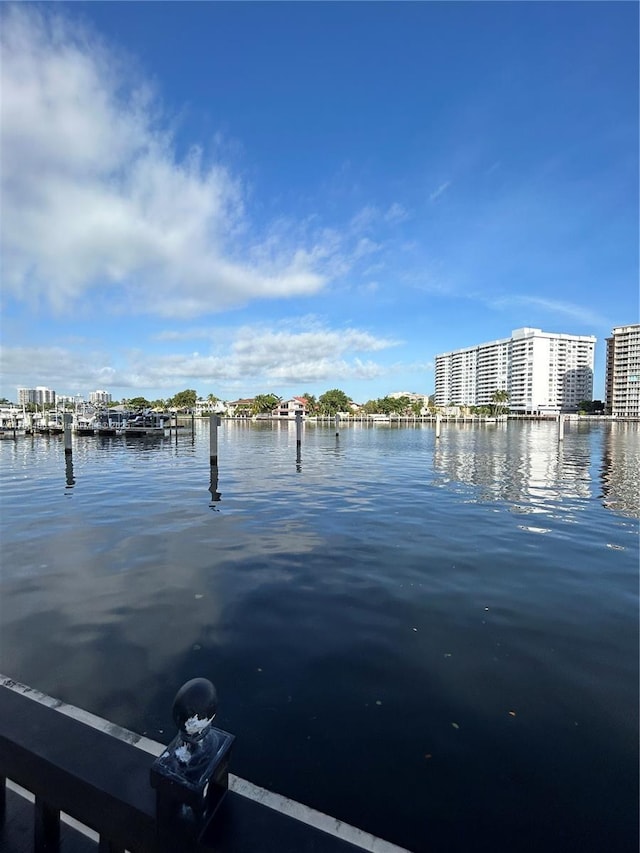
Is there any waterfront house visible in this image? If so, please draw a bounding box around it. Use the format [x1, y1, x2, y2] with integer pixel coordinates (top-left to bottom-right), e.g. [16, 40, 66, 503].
[227, 398, 254, 418]
[273, 397, 308, 419]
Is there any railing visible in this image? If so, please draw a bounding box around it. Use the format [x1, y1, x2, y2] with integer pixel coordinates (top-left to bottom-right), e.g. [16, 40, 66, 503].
[1, 676, 406, 853]
[0, 677, 233, 853]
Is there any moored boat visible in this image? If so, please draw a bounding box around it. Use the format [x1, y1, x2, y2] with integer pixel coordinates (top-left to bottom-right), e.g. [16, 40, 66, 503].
[74, 416, 96, 436]
[122, 413, 168, 436]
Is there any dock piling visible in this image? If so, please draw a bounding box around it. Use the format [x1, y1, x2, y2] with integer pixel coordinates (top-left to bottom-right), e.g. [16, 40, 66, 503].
[295, 411, 303, 451]
[295, 411, 303, 469]
[435, 413, 442, 439]
[63, 414, 72, 455]
[334, 414, 340, 436]
[557, 414, 565, 442]
[209, 414, 220, 465]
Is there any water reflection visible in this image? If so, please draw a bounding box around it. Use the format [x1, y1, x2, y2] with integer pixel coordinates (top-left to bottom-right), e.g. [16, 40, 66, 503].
[430, 422, 640, 519]
[0, 420, 637, 853]
[432, 423, 594, 513]
[601, 423, 640, 518]
[64, 455, 75, 490]
[208, 464, 222, 509]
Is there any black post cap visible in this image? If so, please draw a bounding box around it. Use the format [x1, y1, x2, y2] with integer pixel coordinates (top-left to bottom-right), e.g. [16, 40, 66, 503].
[172, 678, 218, 743]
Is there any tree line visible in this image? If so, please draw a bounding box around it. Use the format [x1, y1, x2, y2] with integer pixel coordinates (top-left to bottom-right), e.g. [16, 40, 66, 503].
[13, 389, 603, 417]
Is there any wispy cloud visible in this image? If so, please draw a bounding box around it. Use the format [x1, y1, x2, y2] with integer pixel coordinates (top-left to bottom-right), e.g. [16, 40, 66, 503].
[429, 181, 451, 202]
[152, 327, 219, 342]
[2, 6, 386, 320]
[488, 295, 609, 329]
[384, 202, 409, 224]
[349, 202, 409, 231]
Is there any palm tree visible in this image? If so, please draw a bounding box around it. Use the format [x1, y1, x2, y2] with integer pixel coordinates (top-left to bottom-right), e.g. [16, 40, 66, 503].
[491, 389, 510, 417]
[302, 392, 318, 415]
[252, 394, 281, 415]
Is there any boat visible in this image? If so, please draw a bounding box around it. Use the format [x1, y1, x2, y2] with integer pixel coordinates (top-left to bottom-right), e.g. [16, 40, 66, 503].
[74, 416, 96, 436]
[46, 413, 64, 435]
[95, 410, 128, 436]
[122, 413, 168, 436]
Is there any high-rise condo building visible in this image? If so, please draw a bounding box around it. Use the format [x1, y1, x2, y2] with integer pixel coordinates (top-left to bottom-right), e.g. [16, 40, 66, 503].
[89, 390, 112, 405]
[605, 324, 640, 417]
[435, 328, 596, 414]
[17, 386, 57, 406]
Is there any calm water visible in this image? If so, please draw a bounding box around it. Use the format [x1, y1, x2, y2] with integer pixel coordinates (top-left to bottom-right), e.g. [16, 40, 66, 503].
[1, 420, 638, 852]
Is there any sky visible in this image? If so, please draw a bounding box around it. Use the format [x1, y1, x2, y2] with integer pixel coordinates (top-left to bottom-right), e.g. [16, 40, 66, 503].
[1, 1, 638, 404]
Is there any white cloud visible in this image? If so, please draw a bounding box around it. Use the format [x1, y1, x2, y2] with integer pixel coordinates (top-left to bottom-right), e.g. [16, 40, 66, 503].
[489, 295, 607, 329]
[384, 203, 409, 224]
[0, 6, 343, 318]
[349, 206, 379, 231]
[1, 345, 118, 393]
[0, 321, 400, 394]
[429, 181, 451, 202]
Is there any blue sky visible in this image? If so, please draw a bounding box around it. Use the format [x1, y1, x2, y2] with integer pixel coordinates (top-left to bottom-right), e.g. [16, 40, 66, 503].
[1, 1, 637, 403]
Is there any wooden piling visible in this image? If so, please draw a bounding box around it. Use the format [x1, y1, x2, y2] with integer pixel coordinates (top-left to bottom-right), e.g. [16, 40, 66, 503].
[63, 414, 72, 455]
[295, 411, 303, 450]
[209, 414, 219, 465]
[435, 413, 441, 439]
[334, 413, 339, 436]
[558, 413, 565, 442]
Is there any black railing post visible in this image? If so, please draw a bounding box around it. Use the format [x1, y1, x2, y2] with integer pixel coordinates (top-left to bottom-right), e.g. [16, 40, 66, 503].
[34, 795, 60, 852]
[150, 678, 235, 851]
[0, 774, 5, 828]
[98, 837, 125, 853]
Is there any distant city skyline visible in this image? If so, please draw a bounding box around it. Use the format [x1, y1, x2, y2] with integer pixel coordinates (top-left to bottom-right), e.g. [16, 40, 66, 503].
[1, 3, 637, 403]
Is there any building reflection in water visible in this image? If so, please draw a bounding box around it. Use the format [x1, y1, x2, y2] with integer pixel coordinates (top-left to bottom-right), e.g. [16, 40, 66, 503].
[432, 422, 593, 515]
[600, 422, 640, 519]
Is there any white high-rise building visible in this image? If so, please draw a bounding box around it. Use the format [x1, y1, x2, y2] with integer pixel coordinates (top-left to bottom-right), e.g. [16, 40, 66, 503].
[17, 386, 57, 405]
[89, 390, 112, 405]
[435, 328, 596, 414]
[605, 324, 640, 417]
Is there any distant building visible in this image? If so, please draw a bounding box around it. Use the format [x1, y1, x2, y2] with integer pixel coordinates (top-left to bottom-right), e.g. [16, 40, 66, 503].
[18, 386, 56, 406]
[89, 390, 112, 405]
[435, 328, 596, 414]
[226, 398, 254, 417]
[389, 391, 430, 403]
[58, 395, 79, 407]
[274, 397, 308, 418]
[194, 397, 226, 415]
[605, 324, 640, 417]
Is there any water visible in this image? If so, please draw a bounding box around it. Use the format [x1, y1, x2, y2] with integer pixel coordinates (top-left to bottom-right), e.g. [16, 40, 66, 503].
[1, 420, 638, 853]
